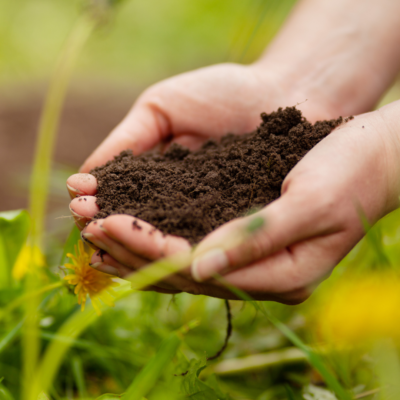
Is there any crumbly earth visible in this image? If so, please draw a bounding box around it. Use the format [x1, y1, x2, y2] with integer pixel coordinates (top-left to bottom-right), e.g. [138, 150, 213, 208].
[91, 107, 346, 244]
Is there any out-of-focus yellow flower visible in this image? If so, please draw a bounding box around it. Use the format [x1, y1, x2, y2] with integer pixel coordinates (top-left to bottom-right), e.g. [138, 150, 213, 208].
[12, 244, 46, 280]
[315, 272, 400, 346]
[64, 240, 119, 315]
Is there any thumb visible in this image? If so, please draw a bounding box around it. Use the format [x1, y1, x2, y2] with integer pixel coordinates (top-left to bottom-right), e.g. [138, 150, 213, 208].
[190, 194, 331, 282]
[80, 99, 170, 172]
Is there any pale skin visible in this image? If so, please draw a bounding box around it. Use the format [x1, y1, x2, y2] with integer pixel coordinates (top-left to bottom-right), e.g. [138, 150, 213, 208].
[67, 0, 400, 303]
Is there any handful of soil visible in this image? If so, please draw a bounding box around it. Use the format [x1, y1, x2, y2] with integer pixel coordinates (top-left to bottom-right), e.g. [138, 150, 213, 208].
[91, 107, 345, 244]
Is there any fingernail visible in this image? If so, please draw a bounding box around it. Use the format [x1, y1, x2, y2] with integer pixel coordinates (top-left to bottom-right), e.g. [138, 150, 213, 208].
[69, 205, 85, 229]
[92, 263, 119, 277]
[99, 224, 109, 234]
[82, 232, 95, 240]
[81, 232, 99, 250]
[67, 183, 83, 198]
[82, 231, 110, 253]
[191, 248, 229, 282]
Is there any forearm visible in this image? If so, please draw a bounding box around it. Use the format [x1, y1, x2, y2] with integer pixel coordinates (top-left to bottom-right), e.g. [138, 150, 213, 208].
[255, 0, 400, 117]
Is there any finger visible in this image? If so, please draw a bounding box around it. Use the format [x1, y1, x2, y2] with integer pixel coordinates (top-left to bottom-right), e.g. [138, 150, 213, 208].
[83, 219, 151, 269]
[191, 190, 343, 282]
[100, 215, 191, 261]
[89, 251, 181, 294]
[86, 226, 196, 292]
[221, 230, 353, 304]
[69, 196, 99, 230]
[66, 173, 98, 200]
[80, 102, 170, 173]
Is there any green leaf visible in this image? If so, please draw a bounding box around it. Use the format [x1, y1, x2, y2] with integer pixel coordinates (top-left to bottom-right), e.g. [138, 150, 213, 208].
[180, 355, 231, 400]
[60, 225, 81, 265]
[0, 210, 30, 287]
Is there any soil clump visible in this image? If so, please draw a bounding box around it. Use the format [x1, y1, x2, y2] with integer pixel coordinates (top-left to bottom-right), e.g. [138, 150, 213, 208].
[91, 107, 345, 244]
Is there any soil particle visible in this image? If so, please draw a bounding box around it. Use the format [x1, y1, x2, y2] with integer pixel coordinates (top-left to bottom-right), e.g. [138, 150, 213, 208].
[91, 107, 344, 244]
[132, 219, 142, 230]
[98, 250, 106, 262]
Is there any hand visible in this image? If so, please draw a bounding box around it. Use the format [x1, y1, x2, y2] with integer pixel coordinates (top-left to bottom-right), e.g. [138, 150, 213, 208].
[66, 62, 339, 296]
[188, 101, 400, 303]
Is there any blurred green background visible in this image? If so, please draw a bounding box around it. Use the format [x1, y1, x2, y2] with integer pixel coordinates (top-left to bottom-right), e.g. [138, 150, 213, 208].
[0, 0, 294, 87]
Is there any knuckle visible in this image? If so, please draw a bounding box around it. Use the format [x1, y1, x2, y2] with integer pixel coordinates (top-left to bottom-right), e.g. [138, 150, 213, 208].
[248, 230, 274, 260]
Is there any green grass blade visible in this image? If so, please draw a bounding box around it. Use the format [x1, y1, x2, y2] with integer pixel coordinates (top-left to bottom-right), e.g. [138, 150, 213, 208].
[71, 355, 87, 399]
[0, 379, 15, 400]
[358, 207, 391, 268]
[284, 384, 299, 400]
[60, 226, 81, 265]
[122, 322, 198, 400]
[214, 276, 352, 400]
[24, 15, 95, 400]
[0, 210, 30, 288]
[0, 319, 24, 354]
[28, 17, 94, 249]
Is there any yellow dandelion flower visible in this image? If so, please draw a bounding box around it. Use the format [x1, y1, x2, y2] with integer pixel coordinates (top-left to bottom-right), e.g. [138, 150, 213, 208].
[63, 240, 119, 315]
[314, 271, 400, 347]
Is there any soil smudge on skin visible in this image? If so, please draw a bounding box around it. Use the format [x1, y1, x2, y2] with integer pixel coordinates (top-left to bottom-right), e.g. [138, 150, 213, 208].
[91, 107, 344, 244]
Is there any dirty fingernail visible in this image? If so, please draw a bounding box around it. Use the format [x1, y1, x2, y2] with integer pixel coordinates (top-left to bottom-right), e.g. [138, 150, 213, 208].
[69, 205, 85, 229]
[98, 224, 109, 234]
[91, 263, 119, 277]
[81, 232, 99, 250]
[66, 183, 83, 198]
[82, 232, 95, 240]
[191, 248, 229, 282]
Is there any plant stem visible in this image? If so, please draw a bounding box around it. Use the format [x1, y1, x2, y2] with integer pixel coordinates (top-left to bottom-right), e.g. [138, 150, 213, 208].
[205, 347, 306, 376]
[29, 16, 94, 250]
[24, 15, 95, 400]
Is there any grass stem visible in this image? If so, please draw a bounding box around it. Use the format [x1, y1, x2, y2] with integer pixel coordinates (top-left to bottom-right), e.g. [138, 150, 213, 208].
[24, 15, 95, 400]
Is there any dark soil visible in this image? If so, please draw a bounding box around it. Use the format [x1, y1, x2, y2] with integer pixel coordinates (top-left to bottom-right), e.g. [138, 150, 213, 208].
[92, 107, 346, 244]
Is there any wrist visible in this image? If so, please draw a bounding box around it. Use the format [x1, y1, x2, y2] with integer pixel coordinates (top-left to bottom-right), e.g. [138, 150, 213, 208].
[249, 60, 350, 122]
[252, 0, 400, 119]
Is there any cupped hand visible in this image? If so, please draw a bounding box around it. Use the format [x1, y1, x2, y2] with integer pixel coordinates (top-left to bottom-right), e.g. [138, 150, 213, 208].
[68, 100, 400, 302]
[67, 63, 400, 302]
[68, 62, 309, 295]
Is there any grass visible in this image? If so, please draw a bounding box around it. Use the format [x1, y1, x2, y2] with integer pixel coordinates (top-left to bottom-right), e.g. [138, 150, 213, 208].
[1, 0, 400, 399]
